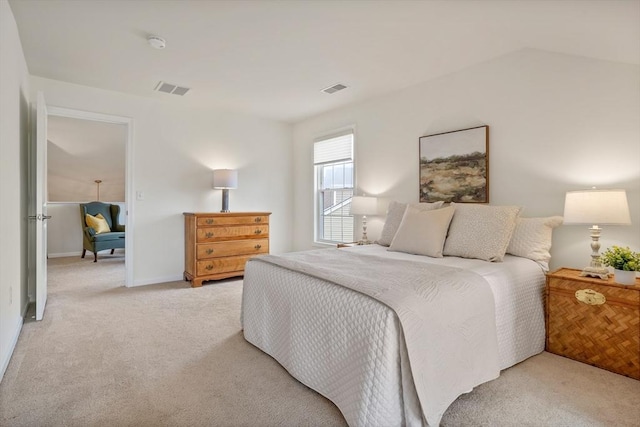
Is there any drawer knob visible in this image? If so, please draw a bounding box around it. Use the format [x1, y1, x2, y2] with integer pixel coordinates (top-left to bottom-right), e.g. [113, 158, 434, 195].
[205, 232, 214, 238]
[254, 229, 262, 235]
[205, 264, 214, 271]
[206, 248, 214, 255]
[206, 219, 214, 225]
[254, 244, 262, 250]
[254, 217, 262, 223]
[575, 289, 606, 306]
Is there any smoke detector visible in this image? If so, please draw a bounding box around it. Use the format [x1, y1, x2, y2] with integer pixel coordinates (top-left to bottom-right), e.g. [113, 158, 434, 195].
[147, 35, 166, 50]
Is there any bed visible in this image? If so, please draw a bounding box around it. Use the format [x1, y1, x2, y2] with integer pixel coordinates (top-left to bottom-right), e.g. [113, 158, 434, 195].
[241, 203, 562, 426]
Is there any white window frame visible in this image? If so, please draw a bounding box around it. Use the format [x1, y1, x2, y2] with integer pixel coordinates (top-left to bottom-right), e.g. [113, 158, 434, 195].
[313, 129, 355, 244]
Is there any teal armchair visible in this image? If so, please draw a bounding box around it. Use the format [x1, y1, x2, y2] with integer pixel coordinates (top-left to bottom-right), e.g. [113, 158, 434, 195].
[79, 202, 125, 262]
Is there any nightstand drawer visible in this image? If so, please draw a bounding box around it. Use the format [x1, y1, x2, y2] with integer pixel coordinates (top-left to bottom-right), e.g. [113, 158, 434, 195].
[546, 268, 640, 380]
[549, 278, 639, 306]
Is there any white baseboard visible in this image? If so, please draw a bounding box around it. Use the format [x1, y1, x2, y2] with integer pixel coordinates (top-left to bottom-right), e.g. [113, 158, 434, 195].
[131, 274, 184, 287]
[0, 315, 23, 384]
[48, 251, 83, 258]
[48, 249, 125, 259]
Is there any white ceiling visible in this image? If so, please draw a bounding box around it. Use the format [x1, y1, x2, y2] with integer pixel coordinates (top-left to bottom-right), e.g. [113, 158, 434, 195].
[9, 0, 640, 123]
[48, 115, 126, 161]
[47, 115, 126, 201]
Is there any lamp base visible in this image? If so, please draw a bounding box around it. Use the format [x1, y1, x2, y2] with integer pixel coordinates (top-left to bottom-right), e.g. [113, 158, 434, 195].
[580, 266, 610, 280]
[356, 216, 372, 246]
[578, 224, 609, 280]
[220, 189, 230, 213]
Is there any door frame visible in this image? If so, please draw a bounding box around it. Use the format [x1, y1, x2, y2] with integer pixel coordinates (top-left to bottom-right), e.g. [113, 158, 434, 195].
[46, 106, 134, 287]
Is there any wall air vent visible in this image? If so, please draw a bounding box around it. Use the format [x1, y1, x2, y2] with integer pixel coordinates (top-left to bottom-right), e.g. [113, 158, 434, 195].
[154, 81, 191, 96]
[321, 83, 347, 94]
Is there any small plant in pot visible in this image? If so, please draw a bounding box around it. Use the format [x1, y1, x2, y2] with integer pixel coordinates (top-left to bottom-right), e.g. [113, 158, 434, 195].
[601, 246, 640, 285]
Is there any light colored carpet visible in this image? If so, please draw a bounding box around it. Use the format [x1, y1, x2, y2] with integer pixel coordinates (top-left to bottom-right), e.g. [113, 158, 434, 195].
[1, 255, 638, 426]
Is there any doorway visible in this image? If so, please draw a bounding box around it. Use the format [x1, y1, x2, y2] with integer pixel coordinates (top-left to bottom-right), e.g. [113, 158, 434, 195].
[44, 107, 133, 288]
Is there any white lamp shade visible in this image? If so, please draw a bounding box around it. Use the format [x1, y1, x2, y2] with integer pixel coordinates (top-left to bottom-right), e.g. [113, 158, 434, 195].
[212, 169, 238, 189]
[563, 189, 631, 225]
[351, 196, 378, 215]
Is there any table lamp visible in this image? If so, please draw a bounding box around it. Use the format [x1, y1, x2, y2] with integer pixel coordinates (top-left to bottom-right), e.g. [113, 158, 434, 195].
[351, 195, 378, 245]
[563, 188, 631, 279]
[213, 169, 238, 213]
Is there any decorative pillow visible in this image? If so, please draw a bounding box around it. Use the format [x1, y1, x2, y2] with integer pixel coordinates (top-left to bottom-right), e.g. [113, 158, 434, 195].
[85, 213, 111, 234]
[507, 216, 563, 270]
[443, 203, 521, 262]
[377, 200, 444, 246]
[389, 205, 455, 257]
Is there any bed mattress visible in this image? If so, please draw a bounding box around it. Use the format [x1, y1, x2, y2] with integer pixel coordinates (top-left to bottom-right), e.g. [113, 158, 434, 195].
[242, 245, 546, 426]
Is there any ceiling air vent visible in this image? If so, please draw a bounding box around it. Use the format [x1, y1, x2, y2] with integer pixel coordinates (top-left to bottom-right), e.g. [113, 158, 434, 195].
[154, 81, 190, 96]
[321, 83, 347, 94]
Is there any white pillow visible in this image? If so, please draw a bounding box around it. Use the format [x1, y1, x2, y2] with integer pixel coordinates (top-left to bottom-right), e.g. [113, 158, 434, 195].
[443, 203, 521, 262]
[377, 201, 444, 246]
[507, 216, 563, 270]
[389, 205, 455, 257]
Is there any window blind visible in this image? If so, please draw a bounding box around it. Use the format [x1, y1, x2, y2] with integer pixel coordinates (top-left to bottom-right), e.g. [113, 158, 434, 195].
[314, 131, 353, 165]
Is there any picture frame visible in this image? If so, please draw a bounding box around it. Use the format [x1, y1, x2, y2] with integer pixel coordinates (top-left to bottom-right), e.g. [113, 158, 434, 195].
[419, 125, 489, 203]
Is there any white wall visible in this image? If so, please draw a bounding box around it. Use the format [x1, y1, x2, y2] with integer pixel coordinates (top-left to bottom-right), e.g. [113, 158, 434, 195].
[292, 49, 640, 271]
[0, 0, 30, 381]
[31, 76, 293, 285]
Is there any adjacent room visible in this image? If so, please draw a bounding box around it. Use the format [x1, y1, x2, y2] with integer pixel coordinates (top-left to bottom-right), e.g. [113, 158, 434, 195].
[1, 1, 639, 426]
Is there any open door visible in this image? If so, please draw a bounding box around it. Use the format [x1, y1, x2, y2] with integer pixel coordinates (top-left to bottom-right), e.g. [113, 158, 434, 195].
[33, 91, 50, 320]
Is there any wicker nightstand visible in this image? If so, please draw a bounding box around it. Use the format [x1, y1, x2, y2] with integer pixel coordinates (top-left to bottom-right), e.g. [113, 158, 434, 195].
[546, 268, 640, 380]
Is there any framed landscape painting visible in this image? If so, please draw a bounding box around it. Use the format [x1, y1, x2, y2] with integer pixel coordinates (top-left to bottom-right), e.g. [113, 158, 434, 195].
[419, 125, 489, 203]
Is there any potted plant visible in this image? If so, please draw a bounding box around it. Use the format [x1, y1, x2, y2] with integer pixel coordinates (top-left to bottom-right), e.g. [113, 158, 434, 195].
[601, 246, 640, 285]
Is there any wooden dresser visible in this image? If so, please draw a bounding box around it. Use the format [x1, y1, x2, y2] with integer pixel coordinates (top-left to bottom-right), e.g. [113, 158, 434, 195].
[546, 268, 640, 380]
[183, 212, 271, 287]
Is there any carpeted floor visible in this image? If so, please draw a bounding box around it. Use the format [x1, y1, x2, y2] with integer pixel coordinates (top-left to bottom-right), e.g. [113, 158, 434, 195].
[1, 255, 638, 426]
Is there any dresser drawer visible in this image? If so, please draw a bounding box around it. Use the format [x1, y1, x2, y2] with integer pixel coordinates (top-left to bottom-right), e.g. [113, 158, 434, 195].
[196, 225, 269, 242]
[197, 239, 269, 259]
[196, 255, 255, 276]
[196, 215, 269, 227]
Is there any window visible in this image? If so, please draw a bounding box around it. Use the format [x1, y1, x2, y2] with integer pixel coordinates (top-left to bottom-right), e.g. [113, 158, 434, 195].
[314, 131, 354, 243]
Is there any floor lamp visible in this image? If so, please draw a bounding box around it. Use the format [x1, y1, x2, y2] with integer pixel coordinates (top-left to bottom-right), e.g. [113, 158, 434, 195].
[94, 179, 102, 201]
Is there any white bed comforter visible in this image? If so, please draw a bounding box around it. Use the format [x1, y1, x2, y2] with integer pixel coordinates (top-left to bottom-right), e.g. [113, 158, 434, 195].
[243, 248, 501, 426]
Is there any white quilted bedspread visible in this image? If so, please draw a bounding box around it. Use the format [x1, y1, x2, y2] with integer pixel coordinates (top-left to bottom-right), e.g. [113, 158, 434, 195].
[243, 248, 501, 426]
